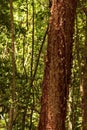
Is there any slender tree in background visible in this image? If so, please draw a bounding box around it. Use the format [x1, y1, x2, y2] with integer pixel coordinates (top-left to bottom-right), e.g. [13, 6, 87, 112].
[82, 7, 87, 130]
[38, 0, 77, 129]
[29, 0, 35, 129]
[8, 0, 16, 129]
[69, 7, 83, 129]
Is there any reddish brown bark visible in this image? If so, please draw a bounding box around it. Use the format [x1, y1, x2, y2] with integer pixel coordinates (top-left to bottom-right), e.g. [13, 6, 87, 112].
[38, 0, 76, 130]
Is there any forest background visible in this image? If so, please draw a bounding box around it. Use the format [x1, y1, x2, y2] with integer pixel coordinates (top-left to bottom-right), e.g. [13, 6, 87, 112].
[0, 0, 87, 129]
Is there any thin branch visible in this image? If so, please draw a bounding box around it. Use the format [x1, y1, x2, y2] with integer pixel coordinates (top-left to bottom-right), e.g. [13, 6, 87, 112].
[33, 26, 48, 81]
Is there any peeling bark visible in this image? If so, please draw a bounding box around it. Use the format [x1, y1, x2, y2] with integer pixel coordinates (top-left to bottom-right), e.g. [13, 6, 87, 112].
[38, 0, 76, 130]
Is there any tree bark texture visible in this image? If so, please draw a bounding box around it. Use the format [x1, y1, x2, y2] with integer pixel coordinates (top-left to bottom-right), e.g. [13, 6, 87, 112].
[38, 0, 76, 130]
[82, 9, 87, 130]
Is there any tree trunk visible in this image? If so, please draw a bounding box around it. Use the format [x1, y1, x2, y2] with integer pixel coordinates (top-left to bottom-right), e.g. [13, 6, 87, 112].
[38, 0, 76, 130]
[8, 0, 16, 130]
[21, 108, 27, 130]
[82, 8, 87, 130]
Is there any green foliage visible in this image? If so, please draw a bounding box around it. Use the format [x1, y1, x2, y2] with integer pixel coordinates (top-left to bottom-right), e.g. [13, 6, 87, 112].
[0, 0, 49, 129]
[66, 1, 86, 129]
[0, 0, 87, 129]
[0, 0, 10, 29]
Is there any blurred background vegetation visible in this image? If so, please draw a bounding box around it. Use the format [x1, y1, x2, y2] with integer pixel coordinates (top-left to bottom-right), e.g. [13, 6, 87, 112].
[0, 0, 87, 129]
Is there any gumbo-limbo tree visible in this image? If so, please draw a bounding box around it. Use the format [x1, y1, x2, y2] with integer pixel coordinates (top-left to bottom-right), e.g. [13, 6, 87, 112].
[38, 0, 77, 130]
